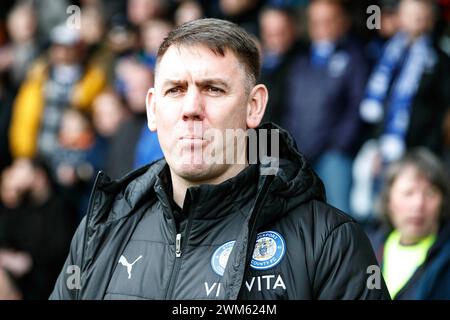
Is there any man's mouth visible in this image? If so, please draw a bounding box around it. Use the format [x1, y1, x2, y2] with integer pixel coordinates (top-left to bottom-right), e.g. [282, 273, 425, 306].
[178, 136, 208, 148]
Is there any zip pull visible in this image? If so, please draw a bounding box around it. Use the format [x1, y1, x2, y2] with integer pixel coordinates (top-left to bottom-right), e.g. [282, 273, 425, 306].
[175, 233, 182, 258]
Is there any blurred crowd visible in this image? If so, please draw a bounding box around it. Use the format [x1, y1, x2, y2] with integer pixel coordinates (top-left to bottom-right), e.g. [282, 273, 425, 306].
[0, 0, 449, 300]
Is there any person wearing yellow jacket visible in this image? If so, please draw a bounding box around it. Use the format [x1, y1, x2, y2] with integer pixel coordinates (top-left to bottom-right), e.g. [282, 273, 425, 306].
[9, 24, 106, 159]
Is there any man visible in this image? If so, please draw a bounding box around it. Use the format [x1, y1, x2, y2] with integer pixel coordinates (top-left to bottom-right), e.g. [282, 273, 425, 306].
[360, 0, 450, 163]
[105, 60, 163, 179]
[279, 0, 369, 215]
[259, 6, 305, 125]
[50, 18, 389, 300]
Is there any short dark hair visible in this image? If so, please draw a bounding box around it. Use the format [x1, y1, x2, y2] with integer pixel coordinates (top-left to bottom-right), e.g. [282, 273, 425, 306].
[377, 148, 450, 223]
[156, 18, 260, 91]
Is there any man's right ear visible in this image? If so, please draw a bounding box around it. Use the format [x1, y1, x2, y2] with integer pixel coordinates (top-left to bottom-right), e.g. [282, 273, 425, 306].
[146, 88, 157, 131]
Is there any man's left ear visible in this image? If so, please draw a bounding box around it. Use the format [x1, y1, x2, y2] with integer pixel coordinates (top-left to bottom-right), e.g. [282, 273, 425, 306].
[246, 84, 268, 129]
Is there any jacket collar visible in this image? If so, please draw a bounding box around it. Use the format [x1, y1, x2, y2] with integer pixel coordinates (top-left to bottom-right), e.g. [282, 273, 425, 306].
[153, 162, 260, 221]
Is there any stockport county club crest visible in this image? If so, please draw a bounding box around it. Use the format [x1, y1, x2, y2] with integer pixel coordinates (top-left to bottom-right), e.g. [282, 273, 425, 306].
[250, 231, 286, 270]
[211, 240, 235, 276]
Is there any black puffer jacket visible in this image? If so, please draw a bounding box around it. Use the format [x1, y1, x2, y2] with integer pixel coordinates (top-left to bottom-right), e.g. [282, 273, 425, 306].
[50, 123, 390, 300]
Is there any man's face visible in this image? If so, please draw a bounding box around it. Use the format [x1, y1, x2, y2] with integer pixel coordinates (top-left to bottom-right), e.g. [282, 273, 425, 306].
[260, 10, 296, 55]
[308, 2, 348, 43]
[124, 64, 153, 113]
[399, 0, 434, 39]
[148, 45, 252, 182]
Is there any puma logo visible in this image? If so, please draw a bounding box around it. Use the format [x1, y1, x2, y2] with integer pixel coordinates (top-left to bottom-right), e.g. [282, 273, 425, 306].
[118, 255, 143, 279]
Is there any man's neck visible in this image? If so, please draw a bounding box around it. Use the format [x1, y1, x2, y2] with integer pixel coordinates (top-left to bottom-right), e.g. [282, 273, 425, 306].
[170, 164, 248, 208]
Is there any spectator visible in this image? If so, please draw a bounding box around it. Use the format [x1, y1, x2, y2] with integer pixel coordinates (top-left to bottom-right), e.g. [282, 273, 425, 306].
[92, 89, 129, 139]
[367, 148, 450, 299]
[0, 158, 74, 299]
[91, 88, 129, 178]
[105, 14, 140, 85]
[259, 6, 304, 124]
[50, 108, 99, 187]
[127, 0, 169, 28]
[259, 6, 299, 74]
[107, 14, 139, 58]
[79, 4, 118, 86]
[139, 19, 174, 70]
[360, 0, 450, 161]
[80, 4, 107, 53]
[174, 0, 204, 26]
[8, 23, 106, 160]
[281, 0, 369, 213]
[51, 108, 108, 220]
[1, 0, 41, 91]
[106, 60, 163, 179]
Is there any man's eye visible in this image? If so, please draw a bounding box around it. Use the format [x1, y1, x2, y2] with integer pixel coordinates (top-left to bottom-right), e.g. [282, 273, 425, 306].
[165, 87, 183, 96]
[206, 86, 224, 95]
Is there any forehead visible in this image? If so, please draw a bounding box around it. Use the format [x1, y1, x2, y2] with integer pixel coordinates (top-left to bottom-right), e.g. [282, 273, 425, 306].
[155, 44, 244, 83]
[309, 2, 342, 18]
[393, 166, 432, 187]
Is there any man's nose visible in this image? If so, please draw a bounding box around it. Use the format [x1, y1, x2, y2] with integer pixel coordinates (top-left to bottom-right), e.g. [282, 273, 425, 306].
[182, 87, 204, 121]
